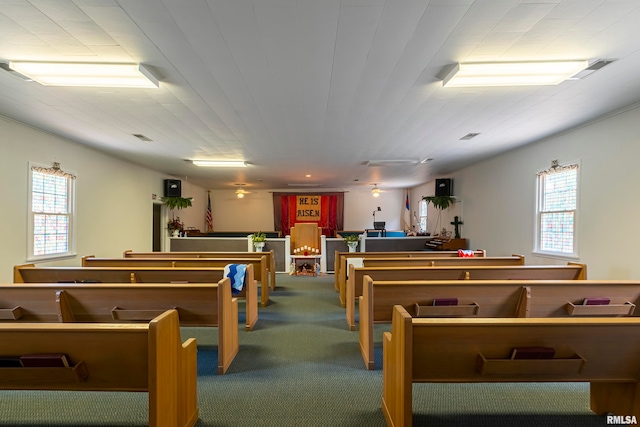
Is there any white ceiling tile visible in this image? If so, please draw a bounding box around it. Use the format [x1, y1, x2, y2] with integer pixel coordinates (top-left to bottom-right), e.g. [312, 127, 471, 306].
[0, 0, 639, 188]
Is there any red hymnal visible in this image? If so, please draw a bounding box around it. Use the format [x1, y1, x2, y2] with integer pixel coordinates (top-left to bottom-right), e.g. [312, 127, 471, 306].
[510, 347, 555, 360]
[20, 353, 70, 368]
[583, 297, 610, 305]
[433, 298, 458, 306]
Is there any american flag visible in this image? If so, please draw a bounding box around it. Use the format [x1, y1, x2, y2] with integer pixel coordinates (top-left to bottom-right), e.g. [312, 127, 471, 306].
[206, 192, 213, 232]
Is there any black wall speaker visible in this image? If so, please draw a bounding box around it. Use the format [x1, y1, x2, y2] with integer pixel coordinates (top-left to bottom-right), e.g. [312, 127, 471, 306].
[435, 178, 452, 196]
[164, 179, 182, 197]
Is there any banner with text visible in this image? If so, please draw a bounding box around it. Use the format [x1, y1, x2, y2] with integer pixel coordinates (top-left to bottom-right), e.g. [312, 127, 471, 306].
[296, 195, 321, 221]
[273, 192, 344, 237]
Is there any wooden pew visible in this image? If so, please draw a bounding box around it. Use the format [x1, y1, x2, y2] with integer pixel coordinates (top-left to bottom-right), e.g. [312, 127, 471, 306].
[13, 263, 258, 332]
[345, 263, 587, 330]
[86, 254, 270, 307]
[124, 249, 277, 292]
[363, 254, 524, 268]
[351, 254, 524, 306]
[334, 250, 487, 295]
[360, 278, 639, 369]
[382, 305, 640, 427]
[0, 309, 198, 427]
[0, 279, 239, 374]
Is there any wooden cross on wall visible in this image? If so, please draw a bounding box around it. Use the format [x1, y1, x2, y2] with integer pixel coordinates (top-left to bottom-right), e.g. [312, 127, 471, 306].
[450, 216, 463, 238]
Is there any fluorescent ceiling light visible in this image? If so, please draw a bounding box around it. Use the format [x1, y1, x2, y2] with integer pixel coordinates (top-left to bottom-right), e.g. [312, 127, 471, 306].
[192, 160, 247, 167]
[8, 62, 159, 88]
[443, 61, 588, 87]
[366, 159, 419, 167]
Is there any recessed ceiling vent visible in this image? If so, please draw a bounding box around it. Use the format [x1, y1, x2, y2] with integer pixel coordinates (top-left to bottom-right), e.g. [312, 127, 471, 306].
[133, 134, 153, 142]
[569, 59, 615, 80]
[460, 133, 481, 140]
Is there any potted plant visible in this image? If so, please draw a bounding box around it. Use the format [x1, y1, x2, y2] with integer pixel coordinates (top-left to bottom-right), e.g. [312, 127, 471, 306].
[167, 217, 184, 237]
[422, 195, 456, 236]
[162, 196, 192, 236]
[343, 234, 360, 252]
[252, 231, 267, 252]
[162, 196, 193, 210]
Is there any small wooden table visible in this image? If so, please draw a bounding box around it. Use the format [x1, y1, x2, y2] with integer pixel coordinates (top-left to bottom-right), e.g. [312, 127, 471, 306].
[290, 255, 321, 276]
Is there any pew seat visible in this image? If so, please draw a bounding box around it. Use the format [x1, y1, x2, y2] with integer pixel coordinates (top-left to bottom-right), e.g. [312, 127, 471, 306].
[382, 305, 640, 427]
[360, 278, 639, 369]
[346, 263, 587, 330]
[0, 279, 238, 374]
[334, 250, 487, 297]
[0, 310, 198, 427]
[13, 263, 258, 332]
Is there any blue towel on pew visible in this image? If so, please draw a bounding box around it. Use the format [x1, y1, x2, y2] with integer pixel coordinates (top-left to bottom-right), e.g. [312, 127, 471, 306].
[224, 264, 247, 295]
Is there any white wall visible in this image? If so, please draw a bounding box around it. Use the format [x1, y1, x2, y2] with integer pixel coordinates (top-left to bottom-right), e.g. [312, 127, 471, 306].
[344, 188, 404, 231]
[207, 189, 275, 232]
[0, 116, 206, 282]
[410, 180, 463, 236]
[452, 105, 640, 279]
[207, 187, 406, 233]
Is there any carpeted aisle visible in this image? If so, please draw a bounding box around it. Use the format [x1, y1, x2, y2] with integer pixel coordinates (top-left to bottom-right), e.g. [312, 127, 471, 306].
[0, 273, 610, 426]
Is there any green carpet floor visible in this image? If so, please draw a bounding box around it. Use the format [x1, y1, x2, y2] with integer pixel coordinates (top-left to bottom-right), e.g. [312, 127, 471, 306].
[0, 273, 611, 426]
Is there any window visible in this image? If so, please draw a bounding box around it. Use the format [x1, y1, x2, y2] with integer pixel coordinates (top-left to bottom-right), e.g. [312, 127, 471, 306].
[418, 199, 427, 233]
[535, 161, 579, 257]
[28, 162, 76, 261]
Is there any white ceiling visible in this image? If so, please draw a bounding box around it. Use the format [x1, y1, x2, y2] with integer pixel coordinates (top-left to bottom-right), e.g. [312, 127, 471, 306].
[2, 0, 640, 192]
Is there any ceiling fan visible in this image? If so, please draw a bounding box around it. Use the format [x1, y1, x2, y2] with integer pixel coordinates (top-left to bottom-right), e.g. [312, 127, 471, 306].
[235, 183, 251, 199]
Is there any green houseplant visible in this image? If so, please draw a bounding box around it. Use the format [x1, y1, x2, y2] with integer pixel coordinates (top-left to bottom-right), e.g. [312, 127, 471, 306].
[163, 196, 193, 236]
[422, 195, 456, 211]
[422, 195, 456, 236]
[252, 232, 267, 251]
[343, 234, 360, 252]
[161, 196, 193, 210]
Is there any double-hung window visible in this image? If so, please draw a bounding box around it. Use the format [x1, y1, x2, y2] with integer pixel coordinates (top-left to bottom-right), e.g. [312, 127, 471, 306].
[535, 161, 579, 257]
[418, 199, 427, 233]
[28, 162, 76, 261]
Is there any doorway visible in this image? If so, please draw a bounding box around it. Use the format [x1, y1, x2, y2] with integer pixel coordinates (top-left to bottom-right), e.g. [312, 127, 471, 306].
[152, 203, 162, 251]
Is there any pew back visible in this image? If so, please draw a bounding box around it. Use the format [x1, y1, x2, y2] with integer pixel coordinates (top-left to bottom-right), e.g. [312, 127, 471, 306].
[346, 263, 587, 330]
[0, 309, 198, 427]
[339, 254, 518, 306]
[334, 250, 486, 294]
[0, 280, 238, 374]
[123, 249, 277, 291]
[13, 263, 257, 332]
[84, 255, 270, 306]
[360, 278, 640, 369]
[362, 254, 523, 268]
[382, 305, 640, 427]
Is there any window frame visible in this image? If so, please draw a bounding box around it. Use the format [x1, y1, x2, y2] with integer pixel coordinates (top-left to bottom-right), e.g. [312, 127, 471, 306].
[533, 161, 580, 259]
[27, 162, 77, 262]
[418, 199, 427, 233]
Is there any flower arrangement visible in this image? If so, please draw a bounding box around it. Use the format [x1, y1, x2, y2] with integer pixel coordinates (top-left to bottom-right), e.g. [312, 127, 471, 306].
[167, 217, 184, 232]
[252, 231, 267, 243]
[343, 234, 360, 243]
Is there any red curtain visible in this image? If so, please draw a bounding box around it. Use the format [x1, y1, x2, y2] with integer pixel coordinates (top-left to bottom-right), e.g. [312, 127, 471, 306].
[273, 193, 344, 237]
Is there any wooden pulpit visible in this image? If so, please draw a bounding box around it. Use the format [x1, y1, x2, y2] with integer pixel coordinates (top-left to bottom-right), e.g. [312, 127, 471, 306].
[290, 223, 322, 254]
